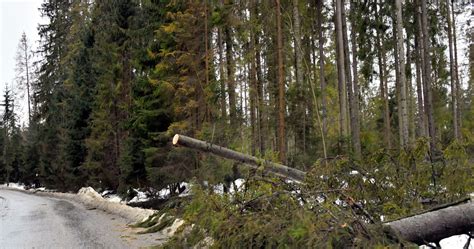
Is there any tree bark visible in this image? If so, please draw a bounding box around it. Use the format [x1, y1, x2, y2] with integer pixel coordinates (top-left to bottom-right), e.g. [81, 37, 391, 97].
[420, 0, 437, 154]
[335, 0, 349, 140]
[347, 0, 361, 159]
[446, 0, 460, 140]
[292, 0, 305, 154]
[375, 1, 392, 150]
[254, 3, 265, 154]
[172, 134, 306, 182]
[414, 38, 426, 138]
[217, 28, 227, 120]
[396, 0, 409, 147]
[249, 0, 258, 156]
[415, 5, 427, 137]
[386, 200, 474, 245]
[316, 0, 327, 137]
[224, 9, 237, 125]
[451, 0, 461, 138]
[275, 0, 286, 163]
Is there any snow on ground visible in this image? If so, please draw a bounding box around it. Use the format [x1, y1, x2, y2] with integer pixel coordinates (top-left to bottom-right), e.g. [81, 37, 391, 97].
[420, 234, 473, 249]
[0, 183, 26, 190]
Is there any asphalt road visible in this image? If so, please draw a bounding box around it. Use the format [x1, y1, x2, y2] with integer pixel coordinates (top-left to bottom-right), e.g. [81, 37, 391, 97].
[0, 189, 165, 249]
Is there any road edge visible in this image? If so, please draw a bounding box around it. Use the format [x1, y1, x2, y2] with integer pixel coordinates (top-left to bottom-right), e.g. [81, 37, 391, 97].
[0, 186, 156, 224]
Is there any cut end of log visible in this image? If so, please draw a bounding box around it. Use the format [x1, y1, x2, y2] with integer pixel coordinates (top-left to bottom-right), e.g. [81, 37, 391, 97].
[172, 134, 180, 145]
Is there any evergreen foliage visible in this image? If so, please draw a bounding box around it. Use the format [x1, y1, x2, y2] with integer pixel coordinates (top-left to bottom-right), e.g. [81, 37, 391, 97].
[1, 0, 473, 246]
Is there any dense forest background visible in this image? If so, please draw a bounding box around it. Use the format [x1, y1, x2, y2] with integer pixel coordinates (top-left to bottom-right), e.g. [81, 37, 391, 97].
[1, 0, 473, 246]
[1, 0, 473, 221]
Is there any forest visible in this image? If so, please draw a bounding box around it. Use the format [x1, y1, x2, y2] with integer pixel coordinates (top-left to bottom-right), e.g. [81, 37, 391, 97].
[1, 0, 473, 247]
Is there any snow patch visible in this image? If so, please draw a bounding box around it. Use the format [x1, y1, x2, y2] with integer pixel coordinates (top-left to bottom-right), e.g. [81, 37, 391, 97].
[0, 183, 26, 190]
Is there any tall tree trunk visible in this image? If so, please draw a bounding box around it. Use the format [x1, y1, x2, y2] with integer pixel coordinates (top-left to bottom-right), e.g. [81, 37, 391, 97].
[376, 1, 392, 150]
[249, 0, 258, 156]
[396, 0, 409, 147]
[420, 0, 437, 155]
[406, 34, 416, 144]
[204, 1, 210, 124]
[416, 6, 429, 138]
[446, 0, 460, 139]
[347, 0, 361, 159]
[292, 0, 305, 154]
[335, 0, 348, 141]
[275, 0, 286, 163]
[23, 40, 32, 125]
[225, 23, 237, 126]
[414, 29, 426, 137]
[254, 3, 265, 154]
[451, 0, 461, 137]
[316, 0, 327, 137]
[218, 28, 227, 120]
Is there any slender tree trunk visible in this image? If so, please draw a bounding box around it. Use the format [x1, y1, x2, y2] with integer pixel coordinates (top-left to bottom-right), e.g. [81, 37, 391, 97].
[218, 28, 227, 120]
[406, 34, 416, 144]
[420, 0, 437, 154]
[414, 30, 426, 137]
[396, 0, 409, 147]
[335, 0, 348, 141]
[275, 0, 286, 163]
[416, 6, 429, 137]
[292, 0, 305, 153]
[347, 0, 361, 159]
[446, 0, 459, 139]
[24, 47, 31, 125]
[249, 0, 258, 156]
[316, 0, 327, 137]
[225, 24, 237, 126]
[204, 1, 210, 124]
[376, 1, 391, 150]
[451, 0, 461, 137]
[254, 6, 265, 153]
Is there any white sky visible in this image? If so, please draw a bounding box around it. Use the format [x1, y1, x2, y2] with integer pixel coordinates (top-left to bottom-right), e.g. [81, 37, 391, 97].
[0, 0, 44, 125]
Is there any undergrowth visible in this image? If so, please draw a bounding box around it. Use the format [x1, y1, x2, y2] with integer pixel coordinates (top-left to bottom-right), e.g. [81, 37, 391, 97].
[156, 139, 472, 248]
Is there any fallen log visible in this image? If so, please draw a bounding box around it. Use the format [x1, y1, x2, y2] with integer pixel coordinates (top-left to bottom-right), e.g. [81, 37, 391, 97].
[385, 199, 474, 245]
[172, 134, 306, 182]
[172, 134, 474, 245]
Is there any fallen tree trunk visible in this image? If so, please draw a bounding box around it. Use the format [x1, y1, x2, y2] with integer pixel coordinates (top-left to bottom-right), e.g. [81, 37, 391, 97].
[385, 199, 474, 245]
[172, 134, 306, 182]
[172, 134, 474, 245]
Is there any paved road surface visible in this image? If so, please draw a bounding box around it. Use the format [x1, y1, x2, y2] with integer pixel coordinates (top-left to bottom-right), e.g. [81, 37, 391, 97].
[0, 189, 165, 249]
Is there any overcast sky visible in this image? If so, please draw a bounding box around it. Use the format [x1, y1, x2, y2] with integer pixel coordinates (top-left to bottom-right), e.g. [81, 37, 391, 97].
[1, 0, 44, 125]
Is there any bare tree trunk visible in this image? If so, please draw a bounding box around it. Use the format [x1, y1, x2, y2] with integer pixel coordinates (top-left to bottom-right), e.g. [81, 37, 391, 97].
[451, 0, 461, 138]
[225, 20, 237, 126]
[292, 0, 305, 154]
[416, 6, 428, 137]
[446, 0, 459, 140]
[217, 28, 227, 120]
[249, 0, 258, 156]
[255, 21, 265, 154]
[420, 0, 437, 154]
[172, 134, 306, 182]
[347, 0, 361, 159]
[414, 32, 426, 138]
[275, 0, 286, 163]
[316, 0, 327, 137]
[335, 0, 349, 141]
[396, 0, 409, 147]
[386, 200, 474, 245]
[406, 34, 416, 144]
[376, 1, 392, 150]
